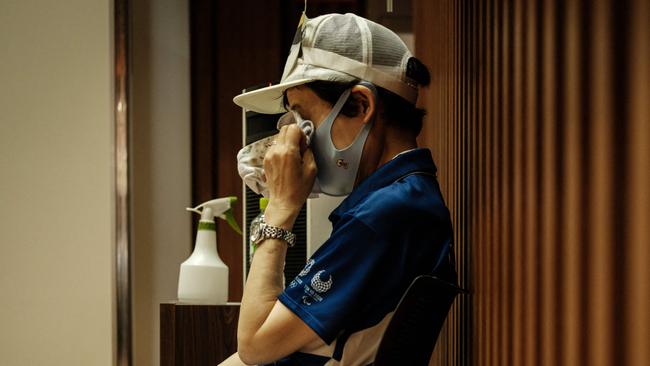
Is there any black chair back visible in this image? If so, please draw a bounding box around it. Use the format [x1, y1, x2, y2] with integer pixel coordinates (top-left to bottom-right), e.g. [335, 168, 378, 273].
[373, 275, 464, 366]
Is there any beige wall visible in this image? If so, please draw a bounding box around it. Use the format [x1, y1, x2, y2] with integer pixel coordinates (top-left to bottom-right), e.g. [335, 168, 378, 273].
[0, 0, 115, 365]
[131, 0, 192, 364]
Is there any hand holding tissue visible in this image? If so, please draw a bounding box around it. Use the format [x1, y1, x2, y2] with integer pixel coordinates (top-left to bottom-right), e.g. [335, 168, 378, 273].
[237, 111, 318, 198]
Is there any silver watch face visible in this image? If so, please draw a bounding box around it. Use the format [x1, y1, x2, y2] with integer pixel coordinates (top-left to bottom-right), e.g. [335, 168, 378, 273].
[250, 219, 261, 243]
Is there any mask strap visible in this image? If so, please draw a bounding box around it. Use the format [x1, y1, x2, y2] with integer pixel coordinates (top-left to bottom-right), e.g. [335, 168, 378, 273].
[318, 86, 377, 153]
[317, 88, 352, 144]
[330, 88, 352, 119]
[345, 109, 374, 152]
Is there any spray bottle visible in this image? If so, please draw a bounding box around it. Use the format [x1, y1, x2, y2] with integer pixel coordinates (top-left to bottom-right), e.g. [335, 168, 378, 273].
[178, 196, 242, 304]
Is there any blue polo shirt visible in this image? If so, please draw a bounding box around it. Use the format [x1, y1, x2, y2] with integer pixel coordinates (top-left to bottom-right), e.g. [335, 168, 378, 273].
[268, 148, 456, 366]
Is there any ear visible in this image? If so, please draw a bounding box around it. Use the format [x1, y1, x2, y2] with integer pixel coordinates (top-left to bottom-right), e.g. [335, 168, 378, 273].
[350, 84, 376, 125]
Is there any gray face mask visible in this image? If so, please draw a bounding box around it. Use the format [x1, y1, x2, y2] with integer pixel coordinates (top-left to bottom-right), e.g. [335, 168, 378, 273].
[310, 84, 375, 196]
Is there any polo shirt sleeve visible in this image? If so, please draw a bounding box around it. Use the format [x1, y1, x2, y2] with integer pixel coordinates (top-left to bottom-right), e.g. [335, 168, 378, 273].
[277, 214, 393, 344]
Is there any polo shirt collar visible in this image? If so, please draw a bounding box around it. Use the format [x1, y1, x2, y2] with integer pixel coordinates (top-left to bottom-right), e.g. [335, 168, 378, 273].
[328, 148, 438, 223]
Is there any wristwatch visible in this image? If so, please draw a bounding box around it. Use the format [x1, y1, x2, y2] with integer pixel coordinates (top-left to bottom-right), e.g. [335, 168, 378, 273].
[249, 214, 297, 247]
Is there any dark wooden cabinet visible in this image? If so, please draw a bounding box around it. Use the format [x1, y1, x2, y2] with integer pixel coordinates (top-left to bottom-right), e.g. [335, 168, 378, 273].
[160, 303, 240, 366]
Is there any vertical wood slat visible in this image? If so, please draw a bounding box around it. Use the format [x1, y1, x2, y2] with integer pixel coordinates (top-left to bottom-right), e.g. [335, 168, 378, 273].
[561, 0, 582, 362]
[540, 0, 558, 364]
[523, 0, 539, 362]
[589, 0, 613, 365]
[414, 0, 649, 365]
[512, 0, 524, 363]
[627, 3, 650, 366]
[498, 1, 512, 364]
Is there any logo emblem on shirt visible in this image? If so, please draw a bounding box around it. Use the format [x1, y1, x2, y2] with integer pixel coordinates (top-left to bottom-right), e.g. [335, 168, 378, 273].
[311, 270, 333, 293]
[299, 259, 315, 277]
[336, 159, 349, 169]
[301, 295, 312, 305]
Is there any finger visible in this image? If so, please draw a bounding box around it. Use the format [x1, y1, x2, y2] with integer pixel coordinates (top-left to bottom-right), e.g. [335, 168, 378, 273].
[277, 125, 289, 144]
[299, 135, 308, 154]
[276, 111, 295, 130]
[302, 148, 317, 177]
[285, 124, 305, 149]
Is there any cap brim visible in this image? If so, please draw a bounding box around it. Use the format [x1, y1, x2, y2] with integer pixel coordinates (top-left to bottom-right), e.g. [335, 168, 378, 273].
[233, 78, 314, 114]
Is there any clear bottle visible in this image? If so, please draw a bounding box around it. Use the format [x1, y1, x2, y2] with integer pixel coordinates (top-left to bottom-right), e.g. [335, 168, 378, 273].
[249, 197, 268, 265]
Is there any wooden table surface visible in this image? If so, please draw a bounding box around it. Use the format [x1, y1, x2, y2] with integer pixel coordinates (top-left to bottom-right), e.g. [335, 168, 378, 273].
[160, 302, 240, 366]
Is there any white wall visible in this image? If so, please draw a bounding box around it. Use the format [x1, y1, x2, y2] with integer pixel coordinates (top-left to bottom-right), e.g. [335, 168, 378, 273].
[0, 0, 115, 365]
[131, 0, 192, 364]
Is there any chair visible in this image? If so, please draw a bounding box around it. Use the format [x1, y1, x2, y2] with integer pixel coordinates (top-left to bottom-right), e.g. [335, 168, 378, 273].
[373, 275, 465, 366]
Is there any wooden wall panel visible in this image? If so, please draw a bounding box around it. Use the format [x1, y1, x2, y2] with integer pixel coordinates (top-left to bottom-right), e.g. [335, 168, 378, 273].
[627, 3, 650, 366]
[190, 0, 284, 302]
[415, 0, 649, 365]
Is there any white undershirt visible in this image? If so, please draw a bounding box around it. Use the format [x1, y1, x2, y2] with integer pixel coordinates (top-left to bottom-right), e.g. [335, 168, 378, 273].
[391, 148, 418, 161]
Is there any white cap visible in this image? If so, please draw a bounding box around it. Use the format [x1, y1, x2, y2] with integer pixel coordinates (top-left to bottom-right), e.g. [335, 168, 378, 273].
[233, 13, 418, 114]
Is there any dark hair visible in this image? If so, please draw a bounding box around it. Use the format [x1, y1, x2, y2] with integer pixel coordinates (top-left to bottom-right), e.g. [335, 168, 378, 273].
[283, 57, 431, 137]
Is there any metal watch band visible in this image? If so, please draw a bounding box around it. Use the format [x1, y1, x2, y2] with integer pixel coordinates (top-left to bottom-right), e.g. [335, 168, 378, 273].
[260, 216, 296, 247]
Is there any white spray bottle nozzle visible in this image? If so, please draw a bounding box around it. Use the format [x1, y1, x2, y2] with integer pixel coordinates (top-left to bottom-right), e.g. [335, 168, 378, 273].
[179, 196, 239, 305]
[186, 196, 242, 235]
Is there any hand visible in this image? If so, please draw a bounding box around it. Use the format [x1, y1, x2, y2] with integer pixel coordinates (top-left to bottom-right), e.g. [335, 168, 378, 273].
[263, 124, 317, 229]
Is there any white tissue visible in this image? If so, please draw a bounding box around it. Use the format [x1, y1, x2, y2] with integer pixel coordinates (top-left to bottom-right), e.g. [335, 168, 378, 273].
[237, 115, 317, 198]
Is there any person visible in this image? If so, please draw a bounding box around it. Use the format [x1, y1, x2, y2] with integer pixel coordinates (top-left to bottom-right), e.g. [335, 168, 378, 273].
[221, 12, 457, 366]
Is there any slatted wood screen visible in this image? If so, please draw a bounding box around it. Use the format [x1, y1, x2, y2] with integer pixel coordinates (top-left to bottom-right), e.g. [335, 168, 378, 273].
[414, 0, 649, 365]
